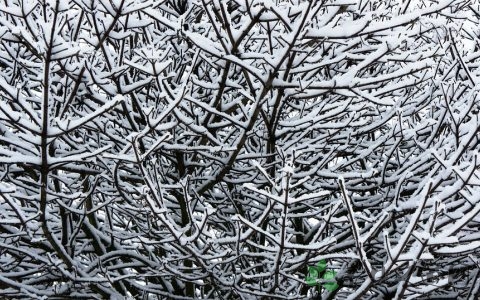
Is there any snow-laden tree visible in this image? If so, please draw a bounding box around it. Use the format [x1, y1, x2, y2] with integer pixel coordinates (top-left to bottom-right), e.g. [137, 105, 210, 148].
[0, 0, 479, 299]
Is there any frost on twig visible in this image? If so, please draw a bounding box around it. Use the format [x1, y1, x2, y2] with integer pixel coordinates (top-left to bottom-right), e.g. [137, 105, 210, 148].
[0, 0, 479, 299]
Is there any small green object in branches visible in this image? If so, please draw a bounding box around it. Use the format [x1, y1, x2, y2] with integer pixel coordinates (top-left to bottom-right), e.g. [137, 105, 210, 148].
[305, 266, 319, 286]
[305, 259, 339, 292]
[316, 259, 327, 273]
[322, 270, 339, 292]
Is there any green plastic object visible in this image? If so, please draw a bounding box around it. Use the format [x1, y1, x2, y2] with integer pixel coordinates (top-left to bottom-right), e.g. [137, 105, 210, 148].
[316, 259, 327, 273]
[304, 260, 339, 292]
[306, 266, 319, 286]
[322, 270, 339, 292]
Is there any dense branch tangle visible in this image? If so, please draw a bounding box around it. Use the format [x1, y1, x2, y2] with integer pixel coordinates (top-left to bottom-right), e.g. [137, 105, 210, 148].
[0, 0, 479, 299]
